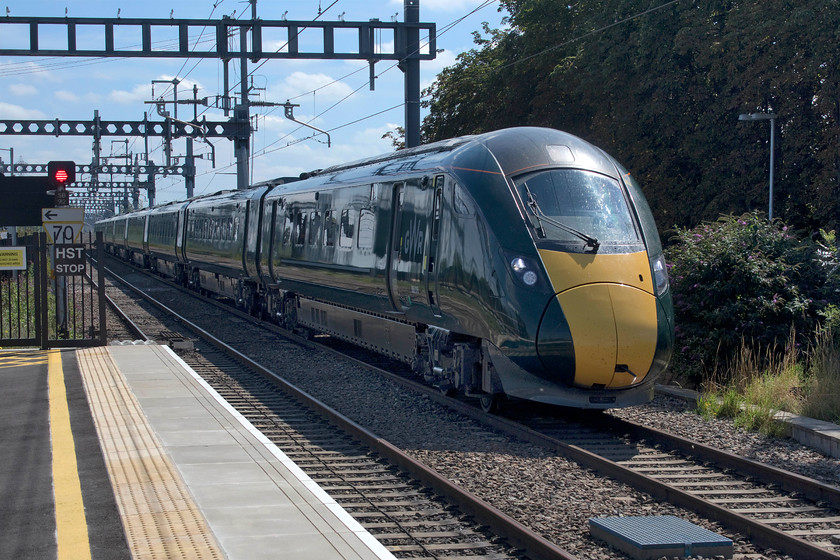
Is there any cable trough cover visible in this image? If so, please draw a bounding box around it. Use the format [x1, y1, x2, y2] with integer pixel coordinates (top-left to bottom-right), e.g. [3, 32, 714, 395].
[588, 515, 733, 560]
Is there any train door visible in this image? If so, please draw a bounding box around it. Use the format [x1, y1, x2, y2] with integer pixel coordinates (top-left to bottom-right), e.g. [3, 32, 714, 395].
[243, 198, 264, 278]
[387, 183, 405, 311]
[426, 176, 444, 316]
[387, 180, 432, 313]
[176, 208, 187, 262]
[142, 214, 150, 253]
[263, 199, 279, 283]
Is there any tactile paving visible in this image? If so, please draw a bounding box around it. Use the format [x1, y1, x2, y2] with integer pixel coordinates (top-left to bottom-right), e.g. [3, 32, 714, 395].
[77, 346, 224, 560]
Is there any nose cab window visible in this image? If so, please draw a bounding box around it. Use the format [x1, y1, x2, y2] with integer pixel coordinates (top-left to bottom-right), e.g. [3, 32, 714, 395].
[514, 169, 640, 250]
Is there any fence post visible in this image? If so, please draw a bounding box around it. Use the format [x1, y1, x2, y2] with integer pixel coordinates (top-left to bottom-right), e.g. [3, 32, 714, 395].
[96, 231, 107, 345]
[37, 232, 49, 350]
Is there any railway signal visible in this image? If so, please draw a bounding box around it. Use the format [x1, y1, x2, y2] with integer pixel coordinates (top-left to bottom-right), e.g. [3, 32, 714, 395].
[47, 160, 75, 206]
[47, 160, 75, 187]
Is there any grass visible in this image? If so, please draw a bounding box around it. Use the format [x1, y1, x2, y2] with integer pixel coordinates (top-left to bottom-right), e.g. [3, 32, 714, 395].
[694, 328, 839, 436]
[1, 266, 84, 343]
[801, 325, 840, 424]
[0, 269, 38, 340]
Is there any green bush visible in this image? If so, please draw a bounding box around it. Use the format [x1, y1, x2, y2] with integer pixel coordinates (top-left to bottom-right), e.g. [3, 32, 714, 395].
[666, 212, 836, 385]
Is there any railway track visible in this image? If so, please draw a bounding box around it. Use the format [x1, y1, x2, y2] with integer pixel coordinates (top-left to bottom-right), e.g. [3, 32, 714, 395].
[99, 257, 574, 560]
[357, 366, 840, 559]
[100, 254, 840, 559]
[509, 408, 840, 557]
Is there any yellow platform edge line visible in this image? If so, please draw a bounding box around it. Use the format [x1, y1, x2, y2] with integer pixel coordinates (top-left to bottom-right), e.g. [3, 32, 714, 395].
[48, 349, 93, 560]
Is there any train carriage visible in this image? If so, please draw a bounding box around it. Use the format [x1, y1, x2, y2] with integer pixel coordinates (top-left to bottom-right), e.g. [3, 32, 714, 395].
[122, 208, 151, 267]
[180, 187, 269, 302]
[94, 214, 123, 250]
[144, 200, 189, 280]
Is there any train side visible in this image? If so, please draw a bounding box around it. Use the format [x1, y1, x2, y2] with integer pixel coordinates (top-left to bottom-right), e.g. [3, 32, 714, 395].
[97, 127, 674, 410]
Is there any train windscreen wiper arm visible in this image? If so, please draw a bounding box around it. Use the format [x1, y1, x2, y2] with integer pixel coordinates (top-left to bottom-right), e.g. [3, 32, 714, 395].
[522, 184, 600, 250]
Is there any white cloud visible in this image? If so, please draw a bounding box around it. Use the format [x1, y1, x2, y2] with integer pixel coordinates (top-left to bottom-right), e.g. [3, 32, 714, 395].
[108, 76, 204, 106]
[55, 90, 80, 102]
[0, 102, 46, 119]
[84, 92, 103, 104]
[9, 84, 37, 96]
[108, 83, 150, 105]
[274, 71, 356, 103]
[13, 62, 62, 82]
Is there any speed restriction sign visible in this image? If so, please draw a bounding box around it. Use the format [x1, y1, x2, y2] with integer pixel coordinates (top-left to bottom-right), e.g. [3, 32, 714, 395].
[42, 207, 84, 244]
[44, 222, 82, 244]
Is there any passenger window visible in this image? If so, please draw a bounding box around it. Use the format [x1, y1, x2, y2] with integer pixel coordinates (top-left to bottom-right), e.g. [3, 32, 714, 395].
[282, 211, 292, 245]
[432, 189, 442, 242]
[357, 209, 374, 250]
[339, 209, 355, 250]
[294, 212, 307, 246]
[323, 210, 335, 247]
[309, 211, 320, 245]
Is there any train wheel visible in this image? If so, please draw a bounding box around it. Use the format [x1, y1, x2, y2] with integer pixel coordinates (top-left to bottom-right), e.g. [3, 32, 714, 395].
[479, 394, 502, 414]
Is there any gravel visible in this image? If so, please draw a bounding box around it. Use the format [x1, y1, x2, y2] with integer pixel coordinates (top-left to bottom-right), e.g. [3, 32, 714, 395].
[608, 394, 840, 489]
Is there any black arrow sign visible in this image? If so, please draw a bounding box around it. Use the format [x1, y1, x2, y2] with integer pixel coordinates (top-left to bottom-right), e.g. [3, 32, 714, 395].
[44, 210, 58, 220]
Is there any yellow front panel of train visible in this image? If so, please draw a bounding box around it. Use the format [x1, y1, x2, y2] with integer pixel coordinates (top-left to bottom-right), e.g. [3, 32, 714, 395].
[540, 250, 658, 389]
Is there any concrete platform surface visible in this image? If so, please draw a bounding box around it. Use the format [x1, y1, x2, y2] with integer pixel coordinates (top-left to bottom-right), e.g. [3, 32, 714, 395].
[77, 343, 396, 560]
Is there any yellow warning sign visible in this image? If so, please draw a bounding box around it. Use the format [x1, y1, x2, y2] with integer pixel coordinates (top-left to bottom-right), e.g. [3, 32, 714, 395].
[0, 246, 26, 270]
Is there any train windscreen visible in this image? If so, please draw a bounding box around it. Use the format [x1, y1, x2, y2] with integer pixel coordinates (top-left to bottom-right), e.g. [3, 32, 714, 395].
[514, 169, 640, 251]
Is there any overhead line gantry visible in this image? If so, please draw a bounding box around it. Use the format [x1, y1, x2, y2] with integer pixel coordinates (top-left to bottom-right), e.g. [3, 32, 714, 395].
[0, 1, 435, 211]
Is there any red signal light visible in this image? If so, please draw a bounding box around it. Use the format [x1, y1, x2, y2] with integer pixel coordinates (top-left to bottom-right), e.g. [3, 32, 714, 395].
[47, 160, 76, 189]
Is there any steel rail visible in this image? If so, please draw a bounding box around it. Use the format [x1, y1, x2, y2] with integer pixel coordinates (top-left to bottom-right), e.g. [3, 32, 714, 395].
[601, 415, 840, 509]
[102, 264, 579, 560]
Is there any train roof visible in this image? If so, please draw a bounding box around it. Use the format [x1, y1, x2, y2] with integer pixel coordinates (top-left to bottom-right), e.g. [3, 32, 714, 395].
[95, 127, 620, 222]
[310, 126, 618, 181]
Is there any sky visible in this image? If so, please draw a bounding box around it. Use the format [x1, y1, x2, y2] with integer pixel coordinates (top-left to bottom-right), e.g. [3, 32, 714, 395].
[0, 0, 506, 209]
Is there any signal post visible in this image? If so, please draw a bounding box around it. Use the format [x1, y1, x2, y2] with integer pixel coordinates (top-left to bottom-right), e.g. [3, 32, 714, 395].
[42, 160, 81, 337]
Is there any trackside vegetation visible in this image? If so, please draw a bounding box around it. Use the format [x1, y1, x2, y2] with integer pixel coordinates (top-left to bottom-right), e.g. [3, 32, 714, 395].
[421, 0, 840, 233]
[667, 213, 839, 429]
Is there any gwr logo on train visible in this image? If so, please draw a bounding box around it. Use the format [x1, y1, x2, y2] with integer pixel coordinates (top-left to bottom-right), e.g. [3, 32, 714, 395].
[400, 217, 426, 261]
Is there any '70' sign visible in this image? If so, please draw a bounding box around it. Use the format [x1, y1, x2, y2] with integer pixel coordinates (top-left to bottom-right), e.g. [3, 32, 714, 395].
[42, 208, 84, 244]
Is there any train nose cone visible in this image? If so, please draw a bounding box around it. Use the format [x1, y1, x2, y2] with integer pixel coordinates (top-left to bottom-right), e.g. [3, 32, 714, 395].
[538, 284, 658, 389]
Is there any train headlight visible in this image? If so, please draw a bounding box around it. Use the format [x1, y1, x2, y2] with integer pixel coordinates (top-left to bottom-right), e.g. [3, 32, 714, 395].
[510, 256, 539, 287]
[652, 254, 669, 296]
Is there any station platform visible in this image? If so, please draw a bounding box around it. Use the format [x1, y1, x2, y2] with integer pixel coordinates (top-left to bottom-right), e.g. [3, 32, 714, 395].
[0, 343, 396, 560]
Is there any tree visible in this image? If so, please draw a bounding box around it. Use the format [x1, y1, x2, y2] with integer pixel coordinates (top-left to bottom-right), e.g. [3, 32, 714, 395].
[381, 126, 406, 150]
[421, 0, 840, 233]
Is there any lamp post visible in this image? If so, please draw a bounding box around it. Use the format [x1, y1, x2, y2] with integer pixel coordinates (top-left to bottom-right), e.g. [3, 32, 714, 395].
[738, 112, 777, 220]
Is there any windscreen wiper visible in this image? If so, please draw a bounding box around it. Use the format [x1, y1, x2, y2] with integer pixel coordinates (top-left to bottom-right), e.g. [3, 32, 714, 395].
[522, 183, 600, 251]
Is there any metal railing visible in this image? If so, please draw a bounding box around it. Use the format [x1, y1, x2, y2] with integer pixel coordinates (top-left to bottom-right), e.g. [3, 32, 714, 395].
[0, 232, 106, 348]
